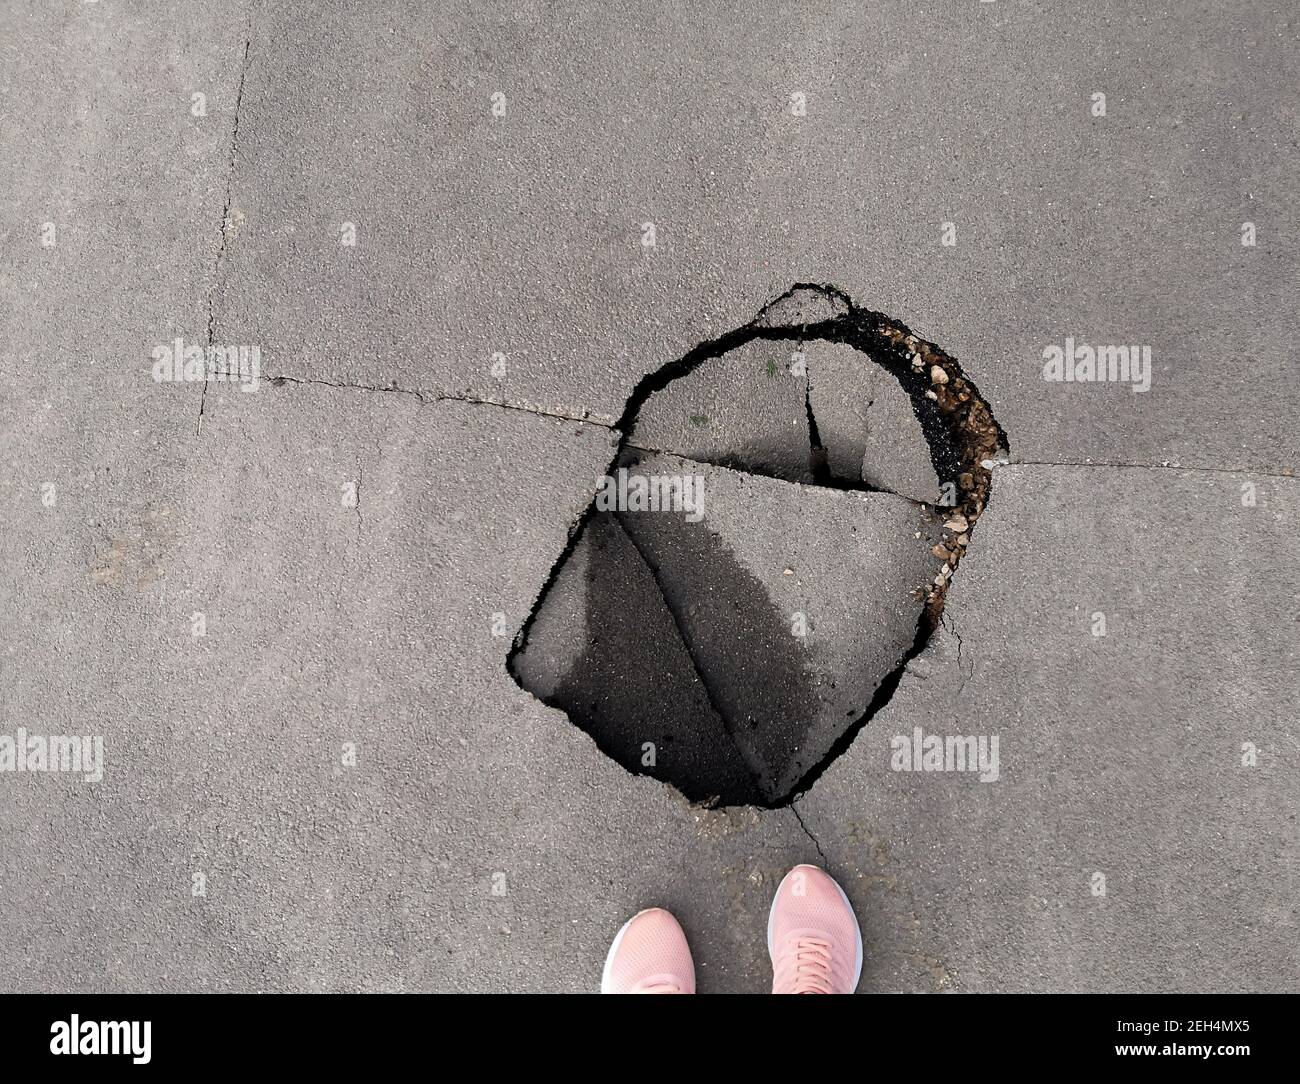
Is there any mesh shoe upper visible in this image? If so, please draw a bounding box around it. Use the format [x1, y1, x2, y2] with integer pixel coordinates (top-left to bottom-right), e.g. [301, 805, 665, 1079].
[601, 908, 696, 994]
[768, 865, 862, 994]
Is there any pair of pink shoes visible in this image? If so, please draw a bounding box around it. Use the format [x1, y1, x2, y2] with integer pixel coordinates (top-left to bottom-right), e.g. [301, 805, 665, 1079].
[601, 864, 863, 994]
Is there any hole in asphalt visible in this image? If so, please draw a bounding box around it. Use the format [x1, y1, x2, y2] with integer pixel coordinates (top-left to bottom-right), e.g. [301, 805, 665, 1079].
[508, 284, 1009, 808]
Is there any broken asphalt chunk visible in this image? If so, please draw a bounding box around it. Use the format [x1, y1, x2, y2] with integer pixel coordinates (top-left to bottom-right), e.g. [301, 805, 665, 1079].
[616, 449, 943, 802]
[509, 511, 762, 806]
[803, 340, 946, 503]
[626, 339, 813, 484]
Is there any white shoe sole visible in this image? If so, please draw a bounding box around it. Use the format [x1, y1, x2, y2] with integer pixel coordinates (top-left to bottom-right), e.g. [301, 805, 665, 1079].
[766, 865, 864, 992]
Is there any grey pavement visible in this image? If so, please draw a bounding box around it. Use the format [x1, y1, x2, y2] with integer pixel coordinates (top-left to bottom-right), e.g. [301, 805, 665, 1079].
[1, 0, 1296, 992]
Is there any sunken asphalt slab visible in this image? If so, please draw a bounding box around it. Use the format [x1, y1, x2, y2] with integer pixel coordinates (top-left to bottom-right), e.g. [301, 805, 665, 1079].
[0, 1, 1297, 991]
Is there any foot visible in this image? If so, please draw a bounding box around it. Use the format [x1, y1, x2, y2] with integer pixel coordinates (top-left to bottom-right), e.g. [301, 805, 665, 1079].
[767, 865, 863, 993]
[601, 908, 696, 993]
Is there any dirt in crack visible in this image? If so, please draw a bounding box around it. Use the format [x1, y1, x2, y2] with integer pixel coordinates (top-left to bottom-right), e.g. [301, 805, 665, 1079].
[508, 284, 1008, 808]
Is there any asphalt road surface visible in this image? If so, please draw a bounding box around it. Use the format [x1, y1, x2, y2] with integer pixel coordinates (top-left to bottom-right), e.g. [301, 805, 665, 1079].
[1, 0, 1296, 992]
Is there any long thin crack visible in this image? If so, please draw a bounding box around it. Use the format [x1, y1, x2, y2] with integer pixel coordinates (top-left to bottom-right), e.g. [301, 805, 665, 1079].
[940, 609, 973, 697]
[433, 392, 609, 426]
[790, 803, 829, 864]
[265, 373, 613, 427]
[197, 22, 253, 436]
[267, 374, 429, 403]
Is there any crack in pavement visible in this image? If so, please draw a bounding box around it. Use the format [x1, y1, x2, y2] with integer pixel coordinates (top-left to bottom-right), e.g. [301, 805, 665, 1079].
[263, 374, 613, 427]
[266, 374, 430, 403]
[790, 803, 829, 864]
[940, 609, 974, 698]
[430, 393, 608, 426]
[197, 19, 253, 437]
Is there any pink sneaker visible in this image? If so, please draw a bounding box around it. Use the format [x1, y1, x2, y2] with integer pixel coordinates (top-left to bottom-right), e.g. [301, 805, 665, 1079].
[767, 864, 863, 994]
[601, 908, 696, 994]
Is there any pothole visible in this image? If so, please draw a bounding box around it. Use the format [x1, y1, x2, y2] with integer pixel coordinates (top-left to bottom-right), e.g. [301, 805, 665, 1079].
[508, 284, 1008, 808]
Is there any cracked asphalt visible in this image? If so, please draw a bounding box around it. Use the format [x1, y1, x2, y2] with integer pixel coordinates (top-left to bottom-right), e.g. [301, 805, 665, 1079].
[1, 1, 1297, 992]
